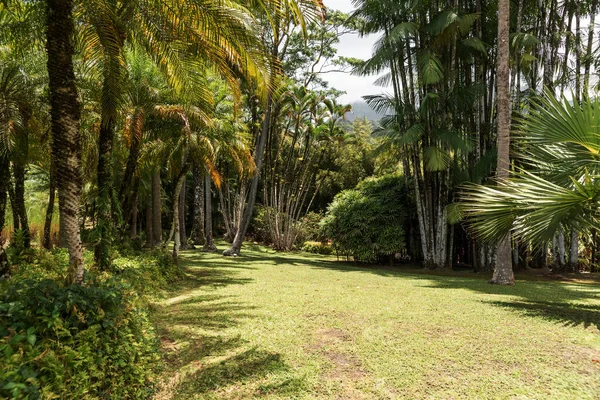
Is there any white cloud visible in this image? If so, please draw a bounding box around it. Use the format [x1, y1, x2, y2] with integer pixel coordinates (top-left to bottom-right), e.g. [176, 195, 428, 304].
[322, 0, 384, 103]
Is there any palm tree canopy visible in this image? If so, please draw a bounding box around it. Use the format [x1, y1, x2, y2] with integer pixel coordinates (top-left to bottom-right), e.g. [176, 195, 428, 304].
[461, 92, 600, 245]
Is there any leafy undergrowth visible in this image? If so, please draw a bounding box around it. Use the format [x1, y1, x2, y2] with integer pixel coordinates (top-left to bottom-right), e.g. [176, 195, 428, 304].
[154, 242, 600, 399]
[0, 247, 181, 399]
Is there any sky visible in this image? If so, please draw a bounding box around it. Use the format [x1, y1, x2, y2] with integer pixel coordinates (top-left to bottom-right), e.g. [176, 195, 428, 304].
[322, 0, 382, 103]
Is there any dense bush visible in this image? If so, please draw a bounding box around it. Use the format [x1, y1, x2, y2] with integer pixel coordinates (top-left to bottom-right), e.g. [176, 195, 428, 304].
[0, 248, 180, 399]
[320, 174, 408, 262]
[301, 241, 334, 255]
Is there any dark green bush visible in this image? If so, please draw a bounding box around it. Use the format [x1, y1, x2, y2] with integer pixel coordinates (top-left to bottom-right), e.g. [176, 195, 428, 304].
[0, 278, 158, 399]
[320, 174, 408, 262]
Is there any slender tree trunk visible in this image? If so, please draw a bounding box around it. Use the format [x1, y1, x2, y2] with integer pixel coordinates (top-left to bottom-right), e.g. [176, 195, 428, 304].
[0, 159, 9, 239]
[130, 191, 138, 239]
[13, 114, 30, 248]
[491, 0, 515, 285]
[152, 168, 162, 245]
[7, 182, 20, 231]
[12, 162, 30, 248]
[569, 228, 579, 272]
[558, 229, 566, 269]
[95, 55, 121, 270]
[552, 233, 561, 271]
[575, 11, 582, 102]
[46, 0, 84, 284]
[43, 162, 56, 249]
[144, 205, 153, 248]
[189, 164, 205, 245]
[179, 180, 188, 250]
[223, 94, 272, 256]
[202, 172, 218, 252]
[583, 2, 597, 97]
[171, 164, 190, 261]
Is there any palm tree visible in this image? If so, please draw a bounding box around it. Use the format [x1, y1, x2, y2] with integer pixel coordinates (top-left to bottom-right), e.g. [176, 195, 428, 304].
[45, 0, 85, 284]
[461, 93, 600, 268]
[491, 0, 515, 285]
[78, 0, 272, 268]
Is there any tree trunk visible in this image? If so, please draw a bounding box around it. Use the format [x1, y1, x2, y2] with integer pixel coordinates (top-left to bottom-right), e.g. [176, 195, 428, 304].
[569, 228, 579, 272]
[13, 117, 30, 248]
[0, 159, 8, 239]
[46, 0, 84, 284]
[95, 55, 121, 270]
[558, 229, 566, 270]
[583, 2, 597, 97]
[130, 191, 138, 239]
[152, 168, 162, 245]
[171, 164, 190, 261]
[179, 180, 188, 250]
[8, 180, 19, 231]
[43, 162, 56, 249]
[189, 164, 205, 245]
[144, 205, 153, 248]
[223, 94, 272, 256]
[491, 0, 515, 285]
[202, 172, 218, 252]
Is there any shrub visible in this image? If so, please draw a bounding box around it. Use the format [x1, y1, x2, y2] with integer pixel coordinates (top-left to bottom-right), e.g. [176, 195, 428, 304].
[301, 241, 334, 255]
[320, 174, 408, 262]
[0, 278, 158, 399]
[111, 250, 181, 296]
[0, 247, 180, 399]
[294, 212, 325, 247]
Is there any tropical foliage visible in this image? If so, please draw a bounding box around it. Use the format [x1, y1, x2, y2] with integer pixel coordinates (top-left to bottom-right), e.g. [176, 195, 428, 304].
[321, 174, 409, 262]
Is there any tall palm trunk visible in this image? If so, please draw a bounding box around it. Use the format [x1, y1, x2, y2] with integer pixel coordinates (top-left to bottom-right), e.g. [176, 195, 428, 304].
[583, 2, 597, 96]
[171, 164, 190, 261]
[202, 172, 218, 252]
[7, 182, 20, 231]
[491, 0, 515, 285]
[569, 228, 579, 272]
[46, 0, 84, 284]
[223, 94, 272, 256]
[43, 161, 56, 249]
[190, 164, 205, 245]
[179, 180, 188, 249]
[152, 168, 162, 246]
[11, 162, 30, 247]
[95, 55, 121, 269]
[13, 108, 30, 248]
[0, 159, 8, 238]
[144, 204, 153, 248]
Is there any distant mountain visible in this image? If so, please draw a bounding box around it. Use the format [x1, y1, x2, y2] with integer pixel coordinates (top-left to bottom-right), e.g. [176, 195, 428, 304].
[345, 101, 385, 123]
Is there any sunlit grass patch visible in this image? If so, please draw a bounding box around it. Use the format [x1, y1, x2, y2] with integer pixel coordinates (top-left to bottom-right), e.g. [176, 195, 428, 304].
[153, 243, 600, 399]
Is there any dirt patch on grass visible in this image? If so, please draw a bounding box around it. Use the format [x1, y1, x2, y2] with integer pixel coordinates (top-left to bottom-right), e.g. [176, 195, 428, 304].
[315, 327, 352, 342]
[307, 327, 372, 398]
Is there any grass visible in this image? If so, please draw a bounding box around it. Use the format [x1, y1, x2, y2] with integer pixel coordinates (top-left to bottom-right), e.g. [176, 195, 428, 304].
[152, 243, 600, 399]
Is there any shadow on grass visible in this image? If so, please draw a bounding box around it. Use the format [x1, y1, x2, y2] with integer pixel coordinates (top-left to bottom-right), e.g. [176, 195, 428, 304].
[486, 300, 600, 331]
[154, 249, 304, 398]
[174, 347, 291, 397]
[168, 262, 254, 292]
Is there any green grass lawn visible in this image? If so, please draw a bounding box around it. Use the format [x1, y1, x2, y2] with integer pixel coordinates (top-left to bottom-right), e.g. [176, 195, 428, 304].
[152, 243, 600, 399]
